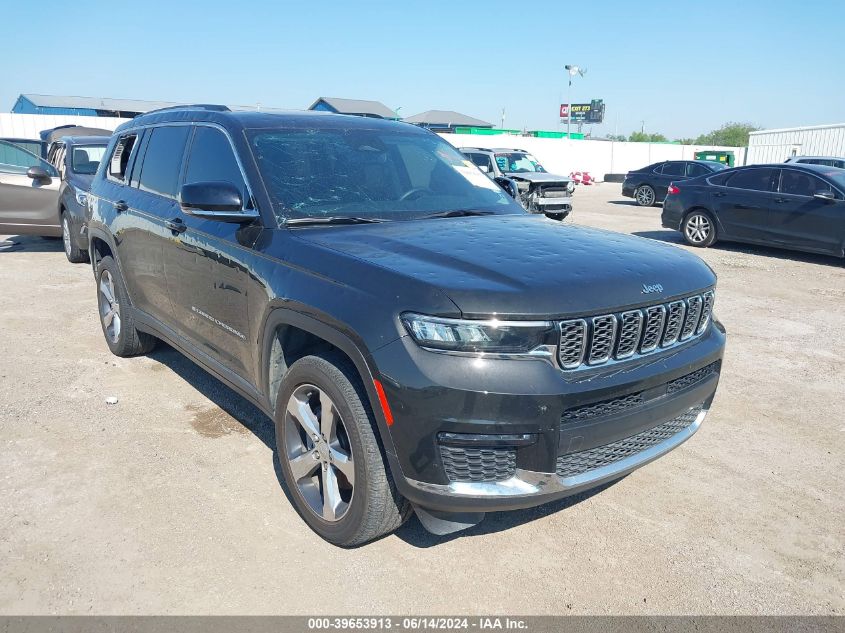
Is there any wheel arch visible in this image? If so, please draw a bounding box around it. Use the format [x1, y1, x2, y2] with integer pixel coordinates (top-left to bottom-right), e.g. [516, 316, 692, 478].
[259, 307, 399, 460]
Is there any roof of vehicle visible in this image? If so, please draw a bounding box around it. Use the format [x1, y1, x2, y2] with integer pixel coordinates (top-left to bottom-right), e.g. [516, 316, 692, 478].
[55, 135, 111, 146]
[459, 147, 531, 153]
[42, 125, 115, 143]
[115, 106, 427, 135]
[785, 155, 845, 162]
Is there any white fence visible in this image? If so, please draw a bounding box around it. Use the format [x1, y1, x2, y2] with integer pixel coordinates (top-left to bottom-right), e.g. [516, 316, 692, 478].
[0, 113, 128, 141]
[746, 123, 845, 164]
[439, 133, 746, 180]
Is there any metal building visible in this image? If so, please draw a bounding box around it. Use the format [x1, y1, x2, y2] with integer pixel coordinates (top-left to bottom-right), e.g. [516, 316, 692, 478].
[746, 123, 845, 164]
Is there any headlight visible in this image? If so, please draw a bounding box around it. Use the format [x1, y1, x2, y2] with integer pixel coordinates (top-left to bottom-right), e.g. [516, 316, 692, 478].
[401, 313, 554, 354]
[74, 189, 88, 206]
[567, 181, 576, 193]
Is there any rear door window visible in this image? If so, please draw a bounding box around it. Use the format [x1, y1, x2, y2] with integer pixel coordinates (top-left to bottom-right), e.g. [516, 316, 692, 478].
[725, 168, 777, 192]
[661, 162, 685, 177]
[137, 126, 190, 198]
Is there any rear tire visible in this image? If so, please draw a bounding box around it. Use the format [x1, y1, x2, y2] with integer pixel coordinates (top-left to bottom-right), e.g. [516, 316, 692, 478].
[275, 353, 410, 546]
[96, 256, 156, 356]
[635, 185, 656, 206]
[682, 210, 717, 248]
[62, 212, 89, 264]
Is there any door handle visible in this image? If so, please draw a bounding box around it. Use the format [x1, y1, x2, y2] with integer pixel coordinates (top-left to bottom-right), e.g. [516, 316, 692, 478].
[774, 198, 788, 203]
[713, 191, 727, 198]
[165, 218, 187, 234]
[114, 200, 128, 212]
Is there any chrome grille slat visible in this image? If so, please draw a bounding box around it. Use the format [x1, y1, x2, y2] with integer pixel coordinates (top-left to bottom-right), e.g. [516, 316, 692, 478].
[681, 295, 703, 340]
[662, 300, 686, 346]
[615, 310, 643, 359]
[588, 315, 617, 364]
[557, 290, 715, 370]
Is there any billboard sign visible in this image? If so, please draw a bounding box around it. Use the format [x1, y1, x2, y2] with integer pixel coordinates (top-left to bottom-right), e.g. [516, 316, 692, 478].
[560, 100, 605, 124]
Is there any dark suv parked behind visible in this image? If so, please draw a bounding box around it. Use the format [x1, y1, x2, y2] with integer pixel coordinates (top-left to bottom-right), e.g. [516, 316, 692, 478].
[87, 106, 725, 546]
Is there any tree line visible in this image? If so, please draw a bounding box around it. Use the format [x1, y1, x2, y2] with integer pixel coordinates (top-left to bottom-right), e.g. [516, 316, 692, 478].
[606, 122, 760, 146]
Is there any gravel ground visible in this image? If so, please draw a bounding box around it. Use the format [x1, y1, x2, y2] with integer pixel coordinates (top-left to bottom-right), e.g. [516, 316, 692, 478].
[0, 183, 842, 615]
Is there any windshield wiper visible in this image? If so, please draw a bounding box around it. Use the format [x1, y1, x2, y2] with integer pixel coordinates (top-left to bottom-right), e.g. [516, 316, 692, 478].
[285, 216, 385, 227]
[420, 210, 495, 219]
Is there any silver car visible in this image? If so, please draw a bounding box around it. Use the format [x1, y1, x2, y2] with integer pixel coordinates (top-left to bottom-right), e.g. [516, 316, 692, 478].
[0, 140, 61, 238]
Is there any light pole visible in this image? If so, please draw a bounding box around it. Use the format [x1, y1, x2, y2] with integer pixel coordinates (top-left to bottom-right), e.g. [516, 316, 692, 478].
[564, 64, 586, 138]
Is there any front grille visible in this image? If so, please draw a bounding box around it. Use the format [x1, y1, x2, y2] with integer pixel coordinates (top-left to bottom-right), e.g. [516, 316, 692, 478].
[556, 405, 703, 478]
[557, 291, 714, 370]
[561, 392, 644, 424]
[441, 446, 517, 483]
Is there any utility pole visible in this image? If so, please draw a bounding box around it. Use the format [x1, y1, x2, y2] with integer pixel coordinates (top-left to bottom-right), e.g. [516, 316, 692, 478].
[640, 120, 645, 134]
[500, 107, 506, 129]
[564, 64, 586, 139]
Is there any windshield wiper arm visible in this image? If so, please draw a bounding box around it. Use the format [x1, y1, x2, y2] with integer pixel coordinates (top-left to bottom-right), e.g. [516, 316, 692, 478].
[420, 210, 495, 219]
[285, 216, 385, 227]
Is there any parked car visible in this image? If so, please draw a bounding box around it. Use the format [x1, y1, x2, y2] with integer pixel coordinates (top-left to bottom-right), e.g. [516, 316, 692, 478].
[785, 156, 845, 169]
[0, 139, 61, 237]
[460, 147, 574, 218]
[662, 163, 845, 257]
[87, 106, 725, 546]
[46, 136, 110, 262]
[623, 160, 727, 206]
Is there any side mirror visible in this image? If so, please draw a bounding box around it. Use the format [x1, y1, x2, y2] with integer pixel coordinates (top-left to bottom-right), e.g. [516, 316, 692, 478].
[180, 181, 254, 222]
[494, 176, 519, 199]
[27, 166, 50, 181]
[813, 190, 835, 203]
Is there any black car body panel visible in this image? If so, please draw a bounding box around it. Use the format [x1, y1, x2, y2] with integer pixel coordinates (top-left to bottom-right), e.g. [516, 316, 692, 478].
[623, 160, 725, 203]
[662, 163, 845, 257]
[87, 107, 725, 529]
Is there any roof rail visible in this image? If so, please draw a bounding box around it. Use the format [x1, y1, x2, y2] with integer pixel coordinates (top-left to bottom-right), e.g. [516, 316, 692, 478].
[141, 104, 231, 115]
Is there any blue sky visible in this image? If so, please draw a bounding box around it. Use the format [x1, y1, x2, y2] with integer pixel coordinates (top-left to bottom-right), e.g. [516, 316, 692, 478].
[3, 0, 844, 138]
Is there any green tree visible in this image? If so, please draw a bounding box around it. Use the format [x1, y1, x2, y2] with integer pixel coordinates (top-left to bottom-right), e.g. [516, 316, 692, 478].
[695, 122, 760, 147]
[629, 131, 668, 143]
[606, 133, 627, 142]
[675, 137, 696, 145]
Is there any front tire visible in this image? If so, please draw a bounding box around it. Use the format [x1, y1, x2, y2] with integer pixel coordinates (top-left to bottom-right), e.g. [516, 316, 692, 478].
[62, 212, 89, 264]
[635, 184, 656, 206]
[682, 210, 717, 247]
[275, 354, 410, 546]
[96, 256, 156, 356]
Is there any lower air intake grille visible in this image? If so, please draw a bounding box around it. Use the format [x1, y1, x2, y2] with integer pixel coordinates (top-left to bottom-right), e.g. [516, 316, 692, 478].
[556, 405, 703, 479]
[667, 362, 717, 394]
[561, 392, 644, 424]
[441, 446, 517, 483]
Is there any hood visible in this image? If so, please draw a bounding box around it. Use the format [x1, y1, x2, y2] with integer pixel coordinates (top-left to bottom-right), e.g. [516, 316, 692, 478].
[290, 215, 716, 319]
[505, 171, 572, 184]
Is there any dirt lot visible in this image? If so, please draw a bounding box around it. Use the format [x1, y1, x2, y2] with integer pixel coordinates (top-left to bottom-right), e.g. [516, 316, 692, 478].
[1, 183, 843, 615]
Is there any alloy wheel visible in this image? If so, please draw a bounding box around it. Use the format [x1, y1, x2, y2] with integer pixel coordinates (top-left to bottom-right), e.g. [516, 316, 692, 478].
[284, 384, 355, 522]
[98, 270, 121, 343]
[636, 186, 655, 206]
[62, 217, 72, 257]
[685, 214, 711, 244]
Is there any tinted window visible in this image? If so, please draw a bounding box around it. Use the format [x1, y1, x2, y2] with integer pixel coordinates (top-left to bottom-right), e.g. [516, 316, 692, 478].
[780, 170, 831, 197]
[137, 126, 190, 198]
[184, 127, 246, 198]
[726, 168, 776, 192]
[708, 170, 733, 186]
[661, 162, 685, 176]
[0, 140, 58, 176]
[686, 162, 710, 177]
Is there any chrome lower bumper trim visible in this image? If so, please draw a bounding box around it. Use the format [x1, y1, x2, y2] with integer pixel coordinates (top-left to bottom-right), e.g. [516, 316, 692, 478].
[405, 406, 708, 499]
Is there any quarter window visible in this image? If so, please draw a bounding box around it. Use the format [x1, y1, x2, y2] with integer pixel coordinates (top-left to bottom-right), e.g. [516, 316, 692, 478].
[137, 126, 190, 198]
[183, 127, 247, 199]
[108, 134, 138, 182]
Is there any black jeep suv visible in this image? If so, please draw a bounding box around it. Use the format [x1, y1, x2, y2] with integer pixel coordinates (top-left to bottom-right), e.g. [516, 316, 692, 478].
[87, 106, 725, 546]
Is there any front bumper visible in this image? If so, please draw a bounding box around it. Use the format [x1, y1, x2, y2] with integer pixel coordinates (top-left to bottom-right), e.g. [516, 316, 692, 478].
[374, 319, 725, 514]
